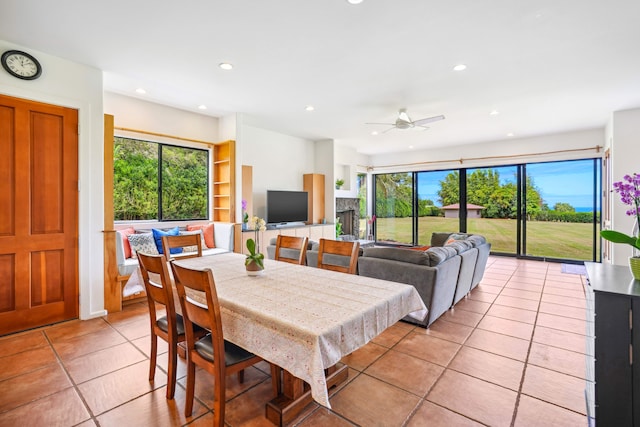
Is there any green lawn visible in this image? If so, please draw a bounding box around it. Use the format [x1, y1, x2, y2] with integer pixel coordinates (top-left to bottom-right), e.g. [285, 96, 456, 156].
[374, 216, 600, 261]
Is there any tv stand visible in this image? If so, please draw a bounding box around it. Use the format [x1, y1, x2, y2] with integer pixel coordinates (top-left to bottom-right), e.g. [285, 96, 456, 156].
[271, 221, 306, 229]
[239, 223, 335, 255]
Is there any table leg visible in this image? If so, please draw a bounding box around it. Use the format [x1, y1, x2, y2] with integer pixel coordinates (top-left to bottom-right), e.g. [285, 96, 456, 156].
[265, 364, 349, 426]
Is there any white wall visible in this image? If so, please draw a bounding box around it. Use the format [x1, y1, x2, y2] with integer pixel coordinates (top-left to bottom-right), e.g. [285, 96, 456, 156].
[0, 40, 105, 320]
[239, 124, 316, 219]
[608, 107, 640, 264]
[367, 128, 604, 173]
[104, 92, 219, 143]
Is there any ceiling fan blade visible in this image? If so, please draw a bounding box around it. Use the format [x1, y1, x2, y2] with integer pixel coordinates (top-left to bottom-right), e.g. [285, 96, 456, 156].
[365, 122, 395, 126]
[412, 115, 445, 126]
[381, 126, 396, 134]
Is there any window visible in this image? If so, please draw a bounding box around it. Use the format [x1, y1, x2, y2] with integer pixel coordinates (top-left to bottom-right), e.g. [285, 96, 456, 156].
[375, 172, 414, 245]
[372, 158, 601, 262]
[114, 137, 209, 221]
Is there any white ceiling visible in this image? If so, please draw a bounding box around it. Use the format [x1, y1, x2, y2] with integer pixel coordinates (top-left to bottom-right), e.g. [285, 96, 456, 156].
[2, 0, 639, 155]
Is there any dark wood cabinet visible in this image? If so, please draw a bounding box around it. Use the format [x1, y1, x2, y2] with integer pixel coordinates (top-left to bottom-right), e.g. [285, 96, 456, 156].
[585, 262, 640, 426]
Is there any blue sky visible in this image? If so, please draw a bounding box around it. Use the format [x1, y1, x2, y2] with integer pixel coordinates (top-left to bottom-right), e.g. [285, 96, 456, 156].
[417, 160, 597, 209]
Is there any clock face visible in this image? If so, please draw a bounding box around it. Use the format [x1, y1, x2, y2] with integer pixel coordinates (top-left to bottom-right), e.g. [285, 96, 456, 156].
[1, 50, 42, 80]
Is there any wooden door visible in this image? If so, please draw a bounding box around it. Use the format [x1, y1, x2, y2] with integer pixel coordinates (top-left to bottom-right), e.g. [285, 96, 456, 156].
[0, 94, 79, 335]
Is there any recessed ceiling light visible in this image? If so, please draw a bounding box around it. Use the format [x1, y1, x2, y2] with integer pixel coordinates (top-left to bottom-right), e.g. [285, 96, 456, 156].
[453, 64, 467, 71]
[507, 133, 514, 137]
[198, 105, 207, 110]
[305, 105, 315, 111]
[135, 88, 146, 94]
[218, 63, 233, 70]
[409, 145, 414, 149]
[347, 0, 363, 4]
[371, 131, 379, 136]
[490, 110, 500, 116]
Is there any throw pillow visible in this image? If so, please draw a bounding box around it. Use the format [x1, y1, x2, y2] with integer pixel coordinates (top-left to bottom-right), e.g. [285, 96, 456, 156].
[128, 232, 159, 258]
[404, 245, 431, 251]
[152, 227, 181, 254]
[118, 227, 136, 259]
[187, 223, 215, 248]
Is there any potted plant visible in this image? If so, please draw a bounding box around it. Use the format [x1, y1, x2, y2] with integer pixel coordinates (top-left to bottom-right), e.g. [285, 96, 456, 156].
[335, 217, 343, 239]
[245, 216, 266, 275]
[601, 173, 640, 279]
[241, 199, 249, 230]
[335, 178, 344, 190]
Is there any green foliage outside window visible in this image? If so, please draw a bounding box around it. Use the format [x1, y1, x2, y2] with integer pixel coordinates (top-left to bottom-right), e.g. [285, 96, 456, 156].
[114, 137, 208, 221]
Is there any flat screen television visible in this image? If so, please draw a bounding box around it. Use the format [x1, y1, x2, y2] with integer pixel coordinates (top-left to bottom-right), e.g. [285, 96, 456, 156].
[266, 190, 308, 224]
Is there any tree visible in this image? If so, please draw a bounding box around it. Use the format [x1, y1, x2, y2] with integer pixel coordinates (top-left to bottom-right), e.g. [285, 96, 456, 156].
[437, 171, 460, 206]
[553, 202, 575, 212]
[375, 173, 413, 217]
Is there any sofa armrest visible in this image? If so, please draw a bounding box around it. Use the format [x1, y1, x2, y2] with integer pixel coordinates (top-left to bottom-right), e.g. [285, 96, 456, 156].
[213, 222, 234, 252]
[115, 230, 126, 266]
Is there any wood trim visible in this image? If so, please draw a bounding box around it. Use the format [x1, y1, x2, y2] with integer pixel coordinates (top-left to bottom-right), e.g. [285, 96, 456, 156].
[103, 114, 122, 312]
[114, 126, 216, 145]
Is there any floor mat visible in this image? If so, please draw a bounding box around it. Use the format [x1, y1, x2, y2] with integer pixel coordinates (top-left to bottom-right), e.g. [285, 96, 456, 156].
[561, 263, 587, 275]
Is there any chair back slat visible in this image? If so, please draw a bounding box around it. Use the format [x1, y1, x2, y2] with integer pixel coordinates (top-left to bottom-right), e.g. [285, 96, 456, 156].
[317, 239, 360, 275]
[162, 234, 203, 262]
[171, 261, 225, 360]
[274, 235, 308, 265]
[138, 252, 175, 311]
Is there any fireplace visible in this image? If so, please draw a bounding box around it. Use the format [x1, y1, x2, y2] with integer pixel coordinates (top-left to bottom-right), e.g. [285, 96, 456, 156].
[336, 198, 360, 239]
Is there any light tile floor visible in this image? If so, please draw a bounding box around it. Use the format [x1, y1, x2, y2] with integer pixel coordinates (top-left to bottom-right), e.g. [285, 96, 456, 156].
[0, 257, 590, 426]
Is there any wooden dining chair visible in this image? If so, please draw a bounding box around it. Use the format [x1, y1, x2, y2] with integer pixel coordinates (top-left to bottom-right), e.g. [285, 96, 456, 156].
[274, 235, 308, 265]
[161, 233, 202, 262]
[171, 261, 279, 423]
[137, 252, 203, 400]
[317, 238, 360, 275]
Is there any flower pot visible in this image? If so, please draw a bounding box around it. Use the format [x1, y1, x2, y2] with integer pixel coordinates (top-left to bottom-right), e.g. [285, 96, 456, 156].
[246, 260, 264, 276]
[630, 257, 640, 281]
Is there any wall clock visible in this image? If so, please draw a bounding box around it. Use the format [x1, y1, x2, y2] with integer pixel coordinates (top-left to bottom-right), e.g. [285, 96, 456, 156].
[1, 50, 42, 80]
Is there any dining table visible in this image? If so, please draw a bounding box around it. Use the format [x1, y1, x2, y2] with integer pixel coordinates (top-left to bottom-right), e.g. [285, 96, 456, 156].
[132, 251, 427, 425]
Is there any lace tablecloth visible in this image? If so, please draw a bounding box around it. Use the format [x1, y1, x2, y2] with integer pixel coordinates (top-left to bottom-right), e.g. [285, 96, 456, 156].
[171, 252, 427, 408]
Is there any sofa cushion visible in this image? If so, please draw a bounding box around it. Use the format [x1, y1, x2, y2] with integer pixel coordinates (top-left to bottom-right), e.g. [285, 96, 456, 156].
[466, 234, 487, 247]
[128, 232, 159, 257]
[430, 232, 453, 247]
[362, 247, 431, 266]
[152, 227, 181, 254]
[425, 246, 458, 266]
[444, 239, 473, 254]
[187, 223, 215, 248]
[118, 227, 136, 259]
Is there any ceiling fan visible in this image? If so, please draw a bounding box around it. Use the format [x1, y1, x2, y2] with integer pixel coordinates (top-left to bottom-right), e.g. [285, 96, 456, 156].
[367, 108, 445, 133]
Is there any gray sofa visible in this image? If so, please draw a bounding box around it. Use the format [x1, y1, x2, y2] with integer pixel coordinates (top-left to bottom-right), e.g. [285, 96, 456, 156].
[357, 233, 491, 327]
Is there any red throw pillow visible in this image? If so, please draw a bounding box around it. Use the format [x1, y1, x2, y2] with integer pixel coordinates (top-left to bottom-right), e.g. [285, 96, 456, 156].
[118, 227, 136, 258]
[187, 223, 215, 248]
[405, 245, 431, 251]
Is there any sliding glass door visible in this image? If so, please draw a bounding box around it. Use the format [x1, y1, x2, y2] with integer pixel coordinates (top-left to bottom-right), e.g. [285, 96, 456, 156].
[374, 173, 414, 245]
[372, 158, 601, 262]
[416, 170, 459, 245]
[465, 166, 519, 254]
[523, 159, 600, 261]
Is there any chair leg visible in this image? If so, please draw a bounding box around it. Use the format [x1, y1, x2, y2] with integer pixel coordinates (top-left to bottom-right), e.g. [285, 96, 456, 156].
[213, 373, 226, 427]
[184, 355, 197, 417]
[237, 369, 245, 383]
[166, 341, 177, 399]
[149, 332, 158, 382]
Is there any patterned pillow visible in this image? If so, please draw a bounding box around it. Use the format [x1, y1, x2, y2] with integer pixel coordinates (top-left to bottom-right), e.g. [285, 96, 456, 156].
[127, 232, 159, 258]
